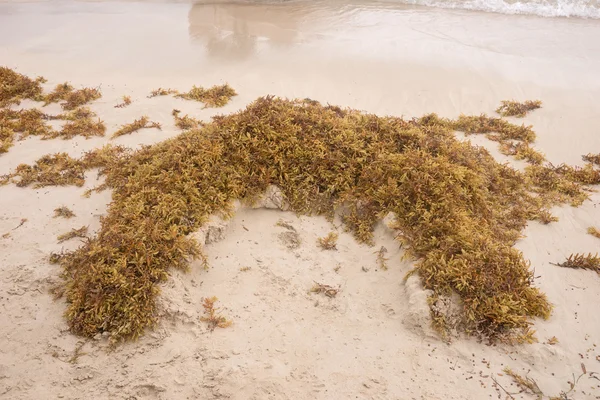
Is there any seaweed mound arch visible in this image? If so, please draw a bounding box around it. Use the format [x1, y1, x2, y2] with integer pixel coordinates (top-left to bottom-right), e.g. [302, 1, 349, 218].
[9, 96, 599, 343]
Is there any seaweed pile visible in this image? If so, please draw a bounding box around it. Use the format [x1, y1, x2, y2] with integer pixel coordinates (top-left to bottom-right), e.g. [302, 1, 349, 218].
[2, 69, 599, 344]
[0, 67, 235, 153]
[0, 68, 105, 152]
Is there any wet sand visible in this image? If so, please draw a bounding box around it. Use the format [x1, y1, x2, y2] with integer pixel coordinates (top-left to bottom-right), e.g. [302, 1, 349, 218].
[1, 1, 600, 399]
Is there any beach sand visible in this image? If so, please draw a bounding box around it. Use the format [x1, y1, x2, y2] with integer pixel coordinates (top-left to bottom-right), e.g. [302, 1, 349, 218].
[1, 1, 600, 399]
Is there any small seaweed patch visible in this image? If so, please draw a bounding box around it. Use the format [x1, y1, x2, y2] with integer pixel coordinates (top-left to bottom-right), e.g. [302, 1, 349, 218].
[496, 100, 542, 118]
[148, 88, 178, 98]
[175, 84, 237, 108]
[317, 232, 338, 250]
[58, 116, 106, 140]
[54, 206, 76, 219]
[172, 109, 203, 130]
[57, 226, 88, 243]
[200, 296, 232, 331]
[43, 107, 106, 140]
[525, 163, 600, 207]
[0, 108, 57, 142]
[499, 142, 546, 165]
[582, 153, 600, 166]
[9, 153, 87, 188]
[587, 227, 600, 239]
[44, 83, 75, 105]
[0, 66, 46, 107]
[114, 95, 132, 108]
[451, 114, 536, 142]
[112, 116, 161, 138]
[60, 88, 102, 111]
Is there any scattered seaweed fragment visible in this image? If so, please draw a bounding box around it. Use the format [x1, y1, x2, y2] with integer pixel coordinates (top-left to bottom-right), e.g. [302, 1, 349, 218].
[500, 364, 589, 400]
[172, 109, 203, 130]
[588, 227, 600, 239]
[57, 226, 88, 243]
[49, 252, 66, 264]
[0, 66, 46, 107]
[54, 206, 76, 219]
[112, 116, 161, 138]
[582, 153, 600, 166]
[10, 96, 600, 344]
[175, 84, 236, 108]
[376, 246, 389, 270]
[200, 296, 232, 331]
[310, 282, 339, 298]
[147, 88, 177, 98]
[546, 336, 559, 345]
[114, 95, 132, 108]
[496, 100, 542, 118]
[317, 232, 338, 250]
[557, 253, 600, 274]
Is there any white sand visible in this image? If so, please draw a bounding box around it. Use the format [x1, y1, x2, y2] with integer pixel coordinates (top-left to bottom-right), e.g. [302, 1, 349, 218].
[1, 1, 600, 399]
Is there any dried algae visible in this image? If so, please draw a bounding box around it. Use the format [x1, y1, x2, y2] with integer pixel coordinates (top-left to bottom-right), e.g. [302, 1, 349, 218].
[200, 297, 232, 331]
[4, 71, 600, 345]
[54, 207, 76, 219]
[558, 253, 600, 275]
[172, 109, 203, 130]
[0, 68, 106, 152]
[114, 95, 132, 108]
[112, 116, 161, 138]
[317, 232, 338, 250]
[496, 100, 542, 118]
[0, 66, 46, 107]
[587, 227, 600, 239]
[57, 226, 88, 243]
[175, 84, 237, 108]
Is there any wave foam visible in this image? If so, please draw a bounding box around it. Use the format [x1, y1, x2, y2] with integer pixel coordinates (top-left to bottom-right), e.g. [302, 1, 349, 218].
[394, 0, 600, 19]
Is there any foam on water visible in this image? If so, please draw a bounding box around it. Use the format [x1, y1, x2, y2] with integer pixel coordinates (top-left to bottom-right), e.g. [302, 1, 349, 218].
[392, 0, 600, 18]
[0, 0, 598, 19]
